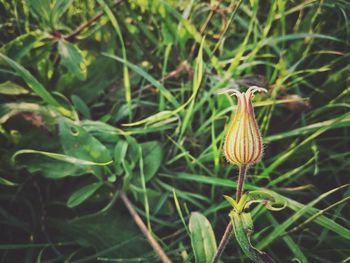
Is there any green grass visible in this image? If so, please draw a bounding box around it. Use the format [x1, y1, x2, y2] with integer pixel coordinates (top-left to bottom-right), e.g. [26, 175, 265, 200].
[0, 0, 350, 262]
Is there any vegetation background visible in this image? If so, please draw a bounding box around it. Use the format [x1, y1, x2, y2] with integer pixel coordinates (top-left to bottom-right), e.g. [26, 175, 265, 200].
[0, 0, 350, 262]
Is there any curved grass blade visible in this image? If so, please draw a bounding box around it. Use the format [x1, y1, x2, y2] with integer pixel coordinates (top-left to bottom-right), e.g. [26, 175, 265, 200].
[97, 0, 132, 120]
[257, 184, 350, 249]
[103, 53, 179, 109]
[0, 177, 17, 186]
[12, 149, 113, 166]
[166, 173, 350, 241]
[0, 53, 71, 116]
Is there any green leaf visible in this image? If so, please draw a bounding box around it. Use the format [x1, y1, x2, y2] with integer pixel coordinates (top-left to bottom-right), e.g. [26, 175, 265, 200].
[224, 195, 239, 211]
[82, 120, 124, 143]
[0, 31, 44, 61]
[245, 190, 287, 211]
[264, 116, 350, 143]
[53, 209, 151, 257]
[0, 102, 57, 125]
[189, 212, 217, 263]
[114, 140, 128, 165]
[178, 39, 204, 140]
[0, 53, 70, 116]
[223, 193, 249, 213]
[125, 136, 141, 164]
[67, 182, 103, 208]
[71, 94, 91, 119]
[237, 194, 249, 212]
[262, 33, 340, 47]
[0, 81, 29, 95]
[230, 211, 275, 263]
[259, 111, 350, 181]
[103, 53, 179, 109]
[257, 185, 350, 250]
[59, 118, 112, 177]
[12, 149, 112, 166]
[114, 139, 128, 175]
[20, 157, 89, 178]
[59, 118, 112, 162]
[29, 0, 72, 27]
[0, 177, 17, 186]
[51, 0, 73, 23]
[97, 0, 132, 120]
[140, 141, 163, 182]
[29, 0, 51, 25]
[58, 40, 87, 80]
[169, 173, 350, 242]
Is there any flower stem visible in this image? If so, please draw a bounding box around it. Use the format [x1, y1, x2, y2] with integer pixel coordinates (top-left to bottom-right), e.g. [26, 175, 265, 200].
[212, 165, 247, 263]
[235, 164, 247, 202]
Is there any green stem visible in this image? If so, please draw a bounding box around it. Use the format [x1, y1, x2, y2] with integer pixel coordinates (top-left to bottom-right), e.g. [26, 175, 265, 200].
[212, 165, 248, 263]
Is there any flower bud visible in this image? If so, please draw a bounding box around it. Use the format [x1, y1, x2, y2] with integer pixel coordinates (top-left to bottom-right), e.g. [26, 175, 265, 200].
[220, 86, 267, 166]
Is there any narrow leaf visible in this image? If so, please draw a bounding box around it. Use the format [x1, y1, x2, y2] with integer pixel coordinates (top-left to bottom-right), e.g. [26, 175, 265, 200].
[0, 81, 29, 95]
[103, 53, 179, 109]
[97, 0, 132, 120]
[224, 195, 239, 211]
[0, 177, 17, 186]
[231, 211, 275, 263]
[71, 94, 91, 119]
[67, 182, 103, 208]
[245, 190, 287, 211]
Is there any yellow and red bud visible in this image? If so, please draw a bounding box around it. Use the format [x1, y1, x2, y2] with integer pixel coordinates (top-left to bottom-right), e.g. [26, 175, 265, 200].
[220, 86, 267, 166]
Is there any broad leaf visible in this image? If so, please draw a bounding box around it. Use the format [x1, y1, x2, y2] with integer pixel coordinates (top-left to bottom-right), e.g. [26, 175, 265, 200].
[59, 118, 112, 162]
[20, 156, 89, 179]
[52, 209, 151, 257]
[189, 212, 217, 263]
[58, 40, 87, 80]
[140, 141, 163, 182]
[59, 118, 112, 177]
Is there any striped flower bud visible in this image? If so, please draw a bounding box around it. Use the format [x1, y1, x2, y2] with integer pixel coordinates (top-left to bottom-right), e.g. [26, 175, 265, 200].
[220, 86, 267, 166]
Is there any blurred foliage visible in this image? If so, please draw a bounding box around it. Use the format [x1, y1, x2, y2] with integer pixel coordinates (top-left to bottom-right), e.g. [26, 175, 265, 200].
[0, 0, 350, 262]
